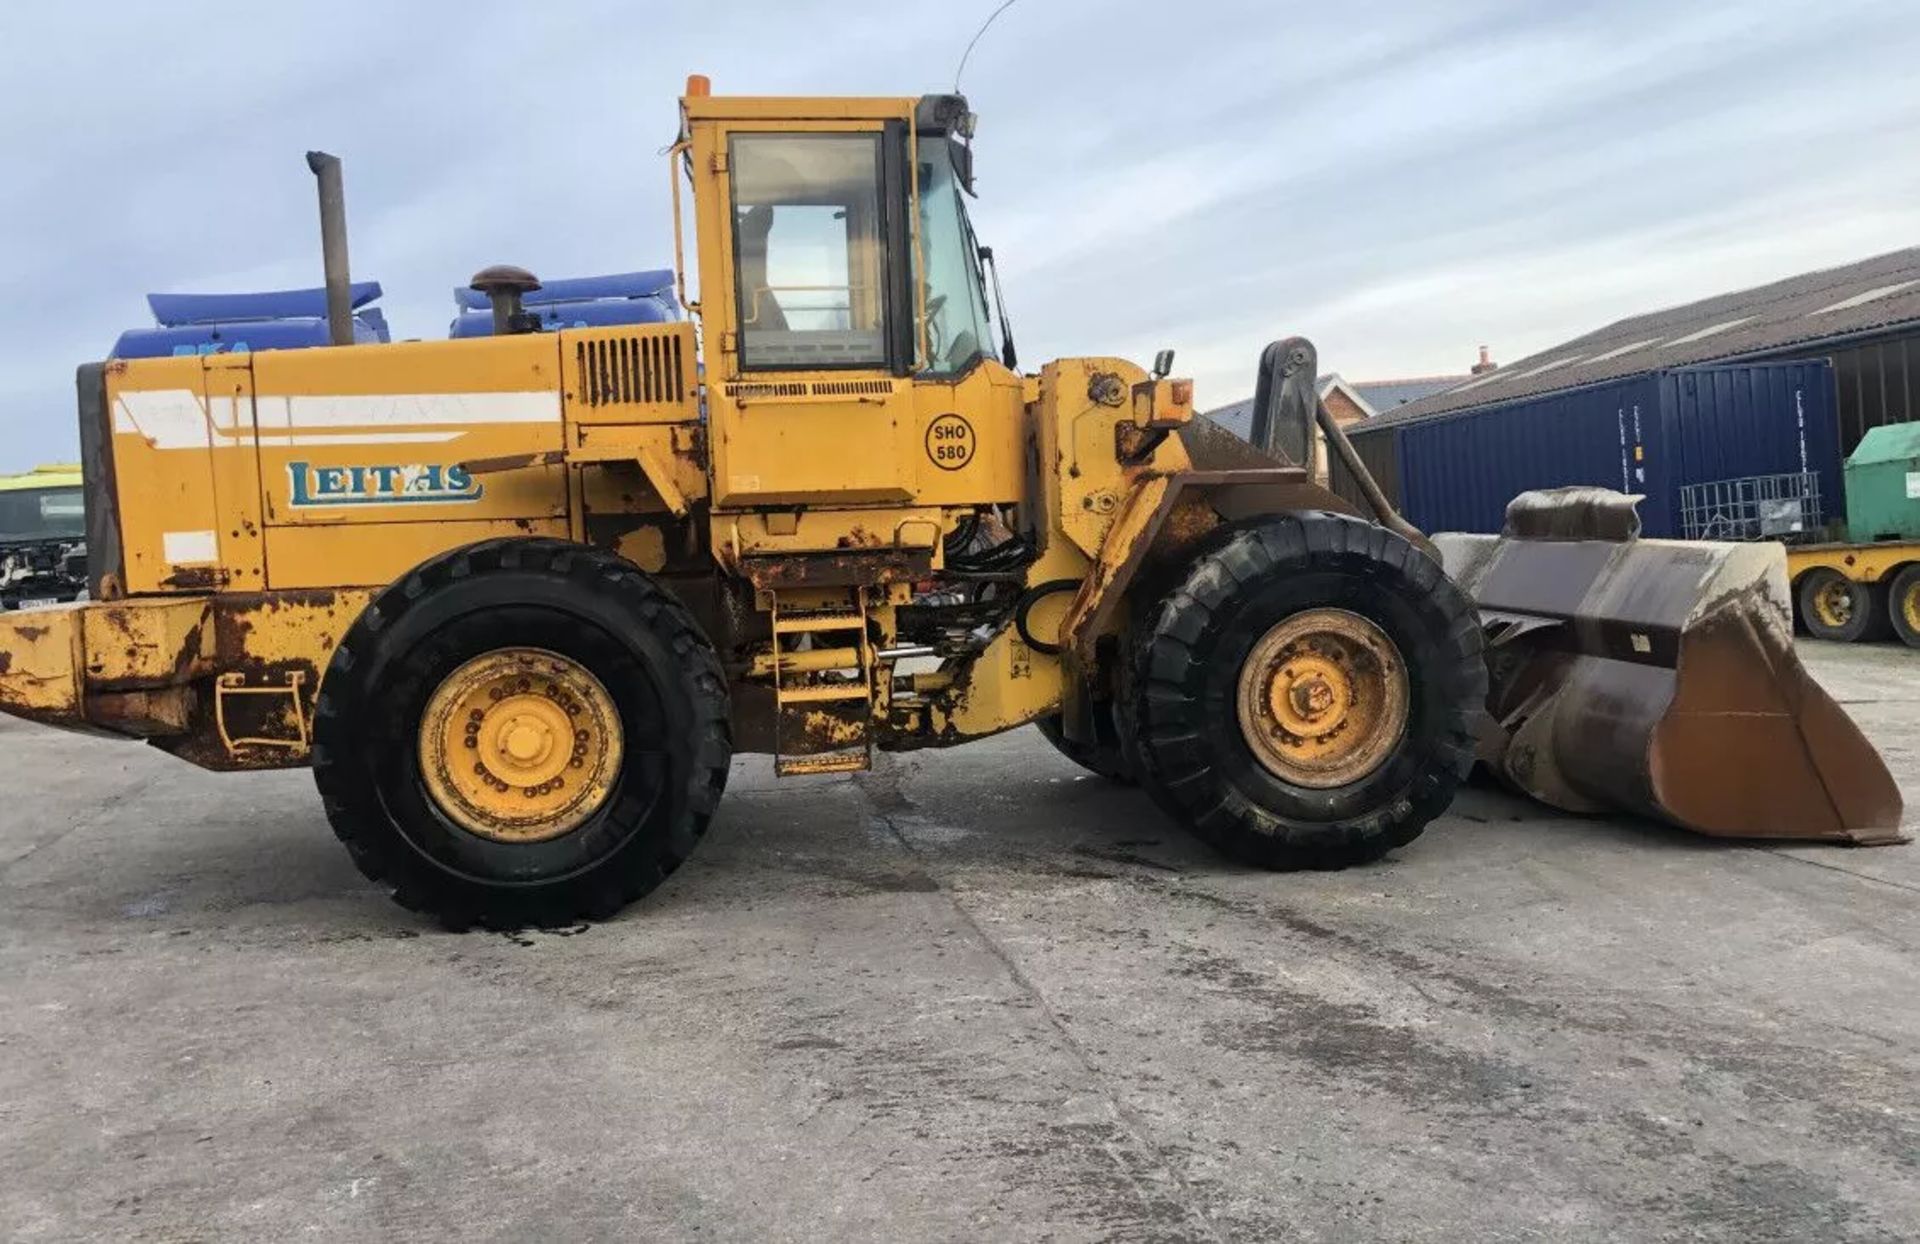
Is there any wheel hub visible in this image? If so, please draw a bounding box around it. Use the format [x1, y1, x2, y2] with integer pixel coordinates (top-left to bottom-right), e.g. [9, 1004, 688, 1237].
[1814, 580, 1854, 628]
[419, 648, 623, 842]
[1237, 608, 1409, 789]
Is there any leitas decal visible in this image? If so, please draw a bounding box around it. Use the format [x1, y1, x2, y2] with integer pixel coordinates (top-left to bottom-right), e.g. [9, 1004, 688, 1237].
[287, 461, 484, 508]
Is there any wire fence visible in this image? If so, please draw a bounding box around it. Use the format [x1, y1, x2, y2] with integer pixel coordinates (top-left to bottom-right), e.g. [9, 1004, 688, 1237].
[1678, 472, 1824, 543]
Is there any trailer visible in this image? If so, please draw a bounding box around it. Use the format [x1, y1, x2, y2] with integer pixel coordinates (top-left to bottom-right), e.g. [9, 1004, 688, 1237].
[1787, 539, 1920, 646]
[1679, 424, 1920, 647]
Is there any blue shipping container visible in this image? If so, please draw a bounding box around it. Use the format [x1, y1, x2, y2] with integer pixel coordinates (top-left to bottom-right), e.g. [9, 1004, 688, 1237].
[1392, 360, 1840, 538]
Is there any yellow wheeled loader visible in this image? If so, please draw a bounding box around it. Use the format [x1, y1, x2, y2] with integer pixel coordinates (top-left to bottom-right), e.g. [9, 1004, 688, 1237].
[0, 80, 1900, 927]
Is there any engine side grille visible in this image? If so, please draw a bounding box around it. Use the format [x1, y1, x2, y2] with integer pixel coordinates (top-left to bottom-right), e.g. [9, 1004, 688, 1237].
[561, 323, 698, 424]
[576, 332, 687, 408]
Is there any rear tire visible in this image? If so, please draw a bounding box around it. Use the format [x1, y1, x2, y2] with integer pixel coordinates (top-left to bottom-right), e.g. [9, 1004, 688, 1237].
[313, 538, 732, 928]
[1035, 710, 1136, 784]
[1797, 567, 1891, 643]
[1130, 513, 1484, 870]
[1889, 564, 1920, 649]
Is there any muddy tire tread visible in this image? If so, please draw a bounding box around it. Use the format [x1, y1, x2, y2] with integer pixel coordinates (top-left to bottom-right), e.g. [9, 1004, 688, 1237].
[312, 537, 731, 928]
[1129, 513, 1484, 871]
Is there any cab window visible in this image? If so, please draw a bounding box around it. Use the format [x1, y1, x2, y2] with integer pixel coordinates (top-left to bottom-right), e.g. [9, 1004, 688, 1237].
[730, 133, 890, 370]
[917, 144, 999, 375]
[0, 487, 84, 541]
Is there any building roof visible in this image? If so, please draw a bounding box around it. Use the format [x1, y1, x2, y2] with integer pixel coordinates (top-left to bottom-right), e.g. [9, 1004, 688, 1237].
[1352, 376, 1466, 412]
[1381, 246, 1920, 425]
[1203, 374, 1376, 441]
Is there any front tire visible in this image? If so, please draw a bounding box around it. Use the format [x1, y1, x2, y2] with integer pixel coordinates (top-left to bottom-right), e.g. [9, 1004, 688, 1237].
[313, 538, 732, 928]
[1130, 514, 1484, 870]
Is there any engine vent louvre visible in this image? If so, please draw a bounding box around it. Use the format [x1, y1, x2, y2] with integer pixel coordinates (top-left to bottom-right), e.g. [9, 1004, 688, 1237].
[725, 382, 808, 399]
[576, 333, 686, 408]
[722, 379, 897, 399]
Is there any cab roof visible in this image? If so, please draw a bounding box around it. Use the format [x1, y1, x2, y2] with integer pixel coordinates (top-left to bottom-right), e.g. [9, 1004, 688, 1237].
[679, 94, 916, 123]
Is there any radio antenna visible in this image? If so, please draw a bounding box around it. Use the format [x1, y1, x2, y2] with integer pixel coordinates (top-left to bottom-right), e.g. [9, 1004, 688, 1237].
[953, 0, 1021, 93]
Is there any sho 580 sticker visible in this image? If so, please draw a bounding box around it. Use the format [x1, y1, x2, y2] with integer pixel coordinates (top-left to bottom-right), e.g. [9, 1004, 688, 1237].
[925, 413, 975, 471]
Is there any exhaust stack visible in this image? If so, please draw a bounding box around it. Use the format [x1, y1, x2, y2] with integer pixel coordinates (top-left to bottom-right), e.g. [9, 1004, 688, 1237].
[304, 151, 353, 347]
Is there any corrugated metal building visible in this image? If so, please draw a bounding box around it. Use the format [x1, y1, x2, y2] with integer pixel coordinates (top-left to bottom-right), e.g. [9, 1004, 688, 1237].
[1337, 248, 1920, 531]
[1390, 361, 1838, 538]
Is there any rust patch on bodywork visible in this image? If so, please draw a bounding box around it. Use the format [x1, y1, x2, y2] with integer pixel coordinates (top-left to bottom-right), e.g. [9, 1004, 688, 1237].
[83, 600, 214, 692]
[1159, 495, 1221, 553]
[0, 589, 373, 773]
[464, 450, 567, 476]
[90, 687, 195, 737]
[744, 548, 933, 591]
[160, 566, 225, 591]
[155, 589, 369, 771]
[1065, 467, 1328, 666]
[799, 706, 866, 748]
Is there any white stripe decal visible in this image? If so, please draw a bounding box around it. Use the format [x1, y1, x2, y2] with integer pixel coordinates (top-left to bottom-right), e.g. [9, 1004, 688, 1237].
[261, 391, 561, 428]
[116, 388, 559, 451]
[256, 432, 464, 446]
[115, 390, 213, 449]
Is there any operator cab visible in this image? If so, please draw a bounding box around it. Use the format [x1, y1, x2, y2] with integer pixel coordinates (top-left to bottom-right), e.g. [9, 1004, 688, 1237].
[679, 83, 1026, 510]
[693, 90, 1010, 381]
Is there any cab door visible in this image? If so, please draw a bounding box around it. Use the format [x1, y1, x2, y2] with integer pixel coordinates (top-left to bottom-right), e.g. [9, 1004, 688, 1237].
[693, 119, 921, 508]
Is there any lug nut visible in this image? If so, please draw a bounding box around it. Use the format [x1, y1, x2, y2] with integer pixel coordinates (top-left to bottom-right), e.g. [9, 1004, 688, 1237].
[463, 737, 477, 749]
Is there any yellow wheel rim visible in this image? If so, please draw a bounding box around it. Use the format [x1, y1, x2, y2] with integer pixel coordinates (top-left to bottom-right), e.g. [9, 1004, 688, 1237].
[1236, 608, 1408, 789]
[1902, 579, 1920, 635]
[418, 647, 623, 843]
[1811, 578, 1854, 630]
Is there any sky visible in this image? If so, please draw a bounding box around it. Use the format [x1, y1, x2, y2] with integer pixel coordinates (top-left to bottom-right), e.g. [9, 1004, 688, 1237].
[2, 0, 1918, 471]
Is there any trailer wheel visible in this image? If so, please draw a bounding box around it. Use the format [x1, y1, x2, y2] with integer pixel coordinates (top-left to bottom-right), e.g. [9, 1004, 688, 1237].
[1796, 567, 1891, 643]
[313, 538, 731, 929]
[1130, 514, 1484, 870]
[1889, 564, 1920, 649]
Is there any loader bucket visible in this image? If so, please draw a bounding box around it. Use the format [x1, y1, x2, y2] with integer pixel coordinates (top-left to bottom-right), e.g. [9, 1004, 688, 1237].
[1433, 488, 1906, 845]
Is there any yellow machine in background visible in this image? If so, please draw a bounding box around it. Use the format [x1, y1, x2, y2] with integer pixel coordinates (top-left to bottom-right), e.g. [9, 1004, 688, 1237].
[0, 464, 87, 611]
[0, 78, 1897, 927]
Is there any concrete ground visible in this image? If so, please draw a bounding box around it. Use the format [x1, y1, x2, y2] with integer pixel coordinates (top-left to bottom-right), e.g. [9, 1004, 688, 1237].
[1, 641, 1917, 1242]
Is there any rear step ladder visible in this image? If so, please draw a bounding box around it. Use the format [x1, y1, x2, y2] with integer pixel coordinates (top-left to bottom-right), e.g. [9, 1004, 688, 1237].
[770, 590, 875, 777]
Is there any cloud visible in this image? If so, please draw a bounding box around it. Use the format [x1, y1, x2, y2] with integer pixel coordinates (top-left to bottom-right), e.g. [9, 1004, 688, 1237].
[1, 0, 1916, 468]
